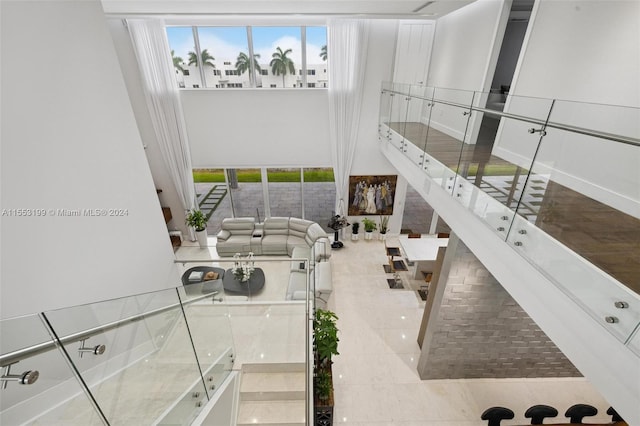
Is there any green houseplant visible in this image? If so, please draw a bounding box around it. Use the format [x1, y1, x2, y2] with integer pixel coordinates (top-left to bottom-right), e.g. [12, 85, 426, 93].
[379, 216, 389, 241]
[314, 309, 339, 424]
[362, 217, 377, 240]
[185, 209, 208, 248]
[351, 221, 360, 241]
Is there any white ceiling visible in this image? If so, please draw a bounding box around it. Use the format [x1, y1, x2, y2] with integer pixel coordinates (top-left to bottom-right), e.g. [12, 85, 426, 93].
[101, 0, 476, 18]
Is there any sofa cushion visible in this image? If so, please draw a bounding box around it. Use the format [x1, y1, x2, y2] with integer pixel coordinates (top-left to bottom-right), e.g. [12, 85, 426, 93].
[263, 217, 290, 235]
[287, 272, 307, 300]
[315, 262, 332, 293]
[287, 236, 308, 256]
[261, 234, 288, 254]
[221, 217, 255, 235]
[216, 229, 231, 241]
[289, 218, 312, 239]
[291, 246, 311, 271]
[304, 223, 327, 246]
[218, 235, 252, 254]
[314, 237, 331, 260]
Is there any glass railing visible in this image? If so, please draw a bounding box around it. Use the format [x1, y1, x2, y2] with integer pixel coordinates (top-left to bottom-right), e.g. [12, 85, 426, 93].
[379, 82, 640, 347]
[1, 257, 315, 425]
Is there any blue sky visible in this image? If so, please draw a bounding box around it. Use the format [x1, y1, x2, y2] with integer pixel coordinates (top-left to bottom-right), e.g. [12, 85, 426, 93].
[167, 26, 326, 66]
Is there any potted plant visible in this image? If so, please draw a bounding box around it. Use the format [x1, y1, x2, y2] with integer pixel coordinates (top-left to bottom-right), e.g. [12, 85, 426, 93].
[185, 209, 208, 248]
[351, 221, 360, 241]
[314, 309, 339, 425]
[379, 216, 389, 241]
[362, 217, 377, 240]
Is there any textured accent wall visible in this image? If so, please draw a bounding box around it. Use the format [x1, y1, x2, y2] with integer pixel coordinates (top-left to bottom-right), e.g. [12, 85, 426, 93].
[420, 238, 581, 379]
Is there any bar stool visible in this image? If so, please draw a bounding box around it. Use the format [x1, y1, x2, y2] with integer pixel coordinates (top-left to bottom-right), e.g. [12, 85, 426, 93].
[481, 407, 514, 426]
[607, 406, 624, 422]
[525, 404, 558, 424]
[565, 404, 597, 423]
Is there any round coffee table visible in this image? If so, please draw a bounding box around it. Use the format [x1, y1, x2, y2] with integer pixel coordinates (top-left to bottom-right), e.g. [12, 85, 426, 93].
[222, 268, 265, 296]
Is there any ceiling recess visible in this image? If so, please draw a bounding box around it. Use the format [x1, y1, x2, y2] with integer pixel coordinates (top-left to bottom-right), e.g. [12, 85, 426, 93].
[413, 1, 435, 13]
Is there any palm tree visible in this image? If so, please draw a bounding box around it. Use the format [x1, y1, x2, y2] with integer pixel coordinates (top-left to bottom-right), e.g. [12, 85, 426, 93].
[320, 45, 327, 61]
[270, 47, 295, 88]
[188, 49, 216, 68]
[171, 50, 185, 72]
[235, 52, 261, 86]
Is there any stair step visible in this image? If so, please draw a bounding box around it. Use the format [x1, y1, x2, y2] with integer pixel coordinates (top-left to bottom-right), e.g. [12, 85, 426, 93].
[237, 400, 305, 426]
[242, 362, 305, 374]
[241, 371, 305, 401]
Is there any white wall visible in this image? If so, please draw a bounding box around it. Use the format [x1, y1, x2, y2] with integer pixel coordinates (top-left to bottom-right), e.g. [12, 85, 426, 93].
[107, 19, 190, 236]
[0, 0, 180, 319]
[348, 20, 406, 232]
[494, 0, 640, 218]
[181, 89, 332, 168]
[427, 0, 508, 92]
[426, 0, 510, 143]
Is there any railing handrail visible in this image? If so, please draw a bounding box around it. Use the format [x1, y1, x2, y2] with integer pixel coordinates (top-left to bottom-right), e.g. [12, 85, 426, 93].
[1, 290, 215, 367]
[381, 87, 640, 148]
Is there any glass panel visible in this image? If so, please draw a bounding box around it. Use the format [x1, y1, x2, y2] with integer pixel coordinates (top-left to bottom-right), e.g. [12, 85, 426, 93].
[506, 214, 640, 344]
[43, 289, 208, 425]
[505, 101, 640, 336]
[177, 286, 234, 399]
[421, 87, 474, 190]
[387, 82, 411, 153]
[227, 168, 264, 221]
[378, 86, 393, 141]
[401, 184, 434, 235]
[196, 26, 250, 89]
[193, 168, 231, 235]
[166, 26, 203, 89]
[628, 325, 640, 357]
[252, 27, 302, 88]
[268, 168, 302, 218]
[1, 315, 101, 425]
[306, 26, 328, 88]
[303, 167, 336, 232]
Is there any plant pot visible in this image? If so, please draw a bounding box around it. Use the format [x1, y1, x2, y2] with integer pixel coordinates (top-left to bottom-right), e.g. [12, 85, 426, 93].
[379, 233, 387, 241]
[364, 231, 373, 240]
[351, 233, 359, 241]
[196, 229, 208, 248]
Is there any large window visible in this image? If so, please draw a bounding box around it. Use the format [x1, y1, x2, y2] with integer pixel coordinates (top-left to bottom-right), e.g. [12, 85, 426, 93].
[166, 27, 202, 88]
[268, 168, 302, 217]
[252, 26, 301, 89]
[166, 25, 327, 89]
[306, 26, 328, 88]
[193, 167, 335, 233]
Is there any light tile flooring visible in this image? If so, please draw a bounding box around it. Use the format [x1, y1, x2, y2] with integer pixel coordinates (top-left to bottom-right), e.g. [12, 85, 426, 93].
[176, 236, 614, 425]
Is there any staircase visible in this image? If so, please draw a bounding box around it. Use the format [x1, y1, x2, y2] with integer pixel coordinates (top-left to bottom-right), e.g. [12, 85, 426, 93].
[237, 363, 307, 426]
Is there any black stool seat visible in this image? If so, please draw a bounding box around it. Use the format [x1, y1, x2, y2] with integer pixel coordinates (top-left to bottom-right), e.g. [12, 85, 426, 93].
[481, 407, 514, 426]
[525, 404, 558, 424]
[565, 404, 598, 423]
[607, 406, 624, 422]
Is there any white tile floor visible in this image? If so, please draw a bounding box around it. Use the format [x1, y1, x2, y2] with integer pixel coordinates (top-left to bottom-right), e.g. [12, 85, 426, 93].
[176, 236, 614, 425]
[326, 236, 613, 426]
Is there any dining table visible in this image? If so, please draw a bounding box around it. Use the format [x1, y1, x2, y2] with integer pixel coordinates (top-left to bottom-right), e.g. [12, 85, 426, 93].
[397, 234, 449, 279]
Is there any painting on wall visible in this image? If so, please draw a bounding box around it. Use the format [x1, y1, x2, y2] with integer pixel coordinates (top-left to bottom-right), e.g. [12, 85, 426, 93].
[348, 175, 397, 216]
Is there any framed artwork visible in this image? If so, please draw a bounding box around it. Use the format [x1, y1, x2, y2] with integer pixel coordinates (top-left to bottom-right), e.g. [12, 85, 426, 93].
[348, 175, 397, 216]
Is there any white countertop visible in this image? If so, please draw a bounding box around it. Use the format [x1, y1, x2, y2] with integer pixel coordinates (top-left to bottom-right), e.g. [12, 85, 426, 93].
[398, 235, 449, 262]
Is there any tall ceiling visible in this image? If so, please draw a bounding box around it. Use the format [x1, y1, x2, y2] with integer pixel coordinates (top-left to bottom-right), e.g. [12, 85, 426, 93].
[101, 0, 476, 18]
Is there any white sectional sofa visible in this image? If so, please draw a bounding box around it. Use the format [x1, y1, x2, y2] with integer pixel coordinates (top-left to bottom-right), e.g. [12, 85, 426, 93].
[215, 217, 333, 308]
